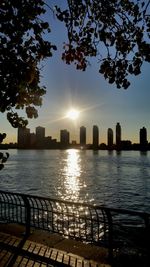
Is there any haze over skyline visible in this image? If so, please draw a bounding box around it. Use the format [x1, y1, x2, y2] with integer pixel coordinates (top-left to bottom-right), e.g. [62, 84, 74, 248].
[1, 1, 150, 144]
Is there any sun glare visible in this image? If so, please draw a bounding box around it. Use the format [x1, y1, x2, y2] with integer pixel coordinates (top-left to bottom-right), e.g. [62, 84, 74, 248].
[66, 109, 79, 120]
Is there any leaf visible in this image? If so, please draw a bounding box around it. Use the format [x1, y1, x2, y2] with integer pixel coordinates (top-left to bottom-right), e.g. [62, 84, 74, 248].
[2, 157, 7, 163]
[0, 164, 4, 170]
[6, 152, 9, 159]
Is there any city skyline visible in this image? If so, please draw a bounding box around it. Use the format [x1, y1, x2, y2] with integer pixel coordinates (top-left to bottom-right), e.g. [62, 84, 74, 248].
[1, 1, 150, 144]
[16, 123, 149, 148]
[1, 107, 150, 145]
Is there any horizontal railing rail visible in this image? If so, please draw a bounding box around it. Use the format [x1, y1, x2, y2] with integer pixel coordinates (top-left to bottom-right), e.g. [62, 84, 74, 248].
[0, 190, 149, 259]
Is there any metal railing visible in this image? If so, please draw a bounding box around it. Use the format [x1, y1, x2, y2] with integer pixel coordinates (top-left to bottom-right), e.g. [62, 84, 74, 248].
[0, 190, 149, 259]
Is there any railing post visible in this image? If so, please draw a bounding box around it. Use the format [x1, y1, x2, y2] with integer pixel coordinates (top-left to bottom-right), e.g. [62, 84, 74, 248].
[105, 208, 113, 262]
[22, 195, 31, 236]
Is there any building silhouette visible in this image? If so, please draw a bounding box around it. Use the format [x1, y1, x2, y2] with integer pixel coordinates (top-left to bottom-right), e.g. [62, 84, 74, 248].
[18, 127, 30, 148]
[60, 129, 70, 147]
[107, 128, 113, 149]
[30, 133, 36, 147]
[80, 126, 86, 146]
[16, 123, 150, 151]
[36, 126, 45, 147]
[140, 127, 148, 150]
[93, 125, 99, 149]
[36, 126, 45, 140]
[116, 122, 121, 149]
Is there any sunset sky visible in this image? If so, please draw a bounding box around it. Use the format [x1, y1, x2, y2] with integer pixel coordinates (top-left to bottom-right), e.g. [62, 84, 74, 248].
[1, 1, 150, 144]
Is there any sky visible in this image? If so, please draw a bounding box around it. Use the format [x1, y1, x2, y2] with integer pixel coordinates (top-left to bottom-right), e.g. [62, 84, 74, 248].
[1, 1, 150, 145]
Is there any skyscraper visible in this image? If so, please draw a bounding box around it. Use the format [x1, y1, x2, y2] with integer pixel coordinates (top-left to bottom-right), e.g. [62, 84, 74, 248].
[36, 126, 45, 146]
[18, 127, 30, 148]
[80, 126, 86, 146]
[60, 129, 70, 146]
[140, 127, 147, 150]
[36, 126, 45, 139]
[116, 122, 121, 149]
[107, 128, 113, 149]
[93, 125, 99, 149]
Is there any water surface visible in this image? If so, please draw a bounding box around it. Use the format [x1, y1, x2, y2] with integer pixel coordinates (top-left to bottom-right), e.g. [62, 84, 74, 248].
[0, 149, 150, 212]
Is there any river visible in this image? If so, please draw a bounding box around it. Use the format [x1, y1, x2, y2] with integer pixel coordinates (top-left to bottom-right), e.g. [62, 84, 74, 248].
[0, 149, 150, 212]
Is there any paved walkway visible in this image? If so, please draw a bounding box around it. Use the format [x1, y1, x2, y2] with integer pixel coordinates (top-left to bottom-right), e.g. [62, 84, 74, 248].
[0, 224, 111, 267]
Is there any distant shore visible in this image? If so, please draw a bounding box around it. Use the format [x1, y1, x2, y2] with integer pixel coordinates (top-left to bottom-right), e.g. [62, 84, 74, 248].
[0, 143, 150, 151]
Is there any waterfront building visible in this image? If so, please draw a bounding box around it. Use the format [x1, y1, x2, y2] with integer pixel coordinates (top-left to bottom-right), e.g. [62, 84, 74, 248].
[60, 129, 70, 146]
[116, 122, 121, 149]
[30, 133, 36, 147]
[36, 126, 45, 140]
[140, 127, 148, 150]
[107, 128, 113, 149]
[36, 126, 45, 147]
[92, 125, 99, 149]
[121, 140, 132, 150]
[80, 126, 86, 146]
[18, 127, 30, 148]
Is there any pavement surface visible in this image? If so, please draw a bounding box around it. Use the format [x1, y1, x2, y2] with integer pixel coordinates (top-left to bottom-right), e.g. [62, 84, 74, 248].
[0, 223, 111, 267]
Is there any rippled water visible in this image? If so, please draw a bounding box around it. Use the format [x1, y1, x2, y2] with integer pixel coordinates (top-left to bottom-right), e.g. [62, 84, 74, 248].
[0, 149, 150, 212]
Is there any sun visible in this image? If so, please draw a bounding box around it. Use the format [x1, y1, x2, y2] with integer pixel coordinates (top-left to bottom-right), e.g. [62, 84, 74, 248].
[66, 109, 79, 120]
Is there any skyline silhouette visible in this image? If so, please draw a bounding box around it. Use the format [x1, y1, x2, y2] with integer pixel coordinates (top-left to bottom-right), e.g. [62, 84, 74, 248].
[14, 123, 149, 151]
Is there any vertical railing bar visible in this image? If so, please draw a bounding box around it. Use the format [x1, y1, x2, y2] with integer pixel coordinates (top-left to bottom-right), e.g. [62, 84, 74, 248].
[0, 193, 4, 220]
[73, 205, 77, 238]
[66, 203, 70, 235]
[21, 195, 26, 224]
[101, 209, 107, 242]
[5, 193, 11, 221]
[3, 193, 8, 221]
[10, 194, 14, 222]
[53, 202, 59, 232]
[19, 195, 24, 224]
[84, 206, 88, 242]
[13, 194, 18, 223]
[34, 197, 41, 228]
[59, 202, 63, 234]
[2, 193, 8, 220]
[49, 200, 54, 232]
[39, 198, 45, 229]
[62, 203, 66, 236]
[89, 207, 94, 242]
[78, 207, 81, 239]
[28, 197, 35, 227]
[104, 208, 113, 262]
[22, 195, 31, 236]
[94, 208, 100, 243]
[44, 199, 50, 229]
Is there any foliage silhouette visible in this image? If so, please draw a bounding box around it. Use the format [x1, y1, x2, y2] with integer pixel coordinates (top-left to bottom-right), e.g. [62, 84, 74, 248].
[0, 0, 150, 128]
[1, 0, 56, 127]
[56, 0, 150, 89]
[0, 133, 9, 170]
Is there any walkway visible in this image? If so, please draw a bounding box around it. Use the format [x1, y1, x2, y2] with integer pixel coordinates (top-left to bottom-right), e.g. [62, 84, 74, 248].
[0, 223, 110, 267]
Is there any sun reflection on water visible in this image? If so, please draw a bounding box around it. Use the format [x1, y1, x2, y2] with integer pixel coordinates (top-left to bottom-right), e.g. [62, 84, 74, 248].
[63, 149, 82, 201]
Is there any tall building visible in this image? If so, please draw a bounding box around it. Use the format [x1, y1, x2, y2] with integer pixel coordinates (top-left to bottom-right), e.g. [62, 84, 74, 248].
[116, 122, 121, 149]
[18, 127, 30, 148]
[36, 126, 45, 140]
[30, 133, 36, 147]
[80, 126, 86, 146]
[36, 126, 45, 146]
[107, 128, 113, 149]
[140, 127, 147, 150]
[60, 129, 70, 146]
[93, 125, 99, 149]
